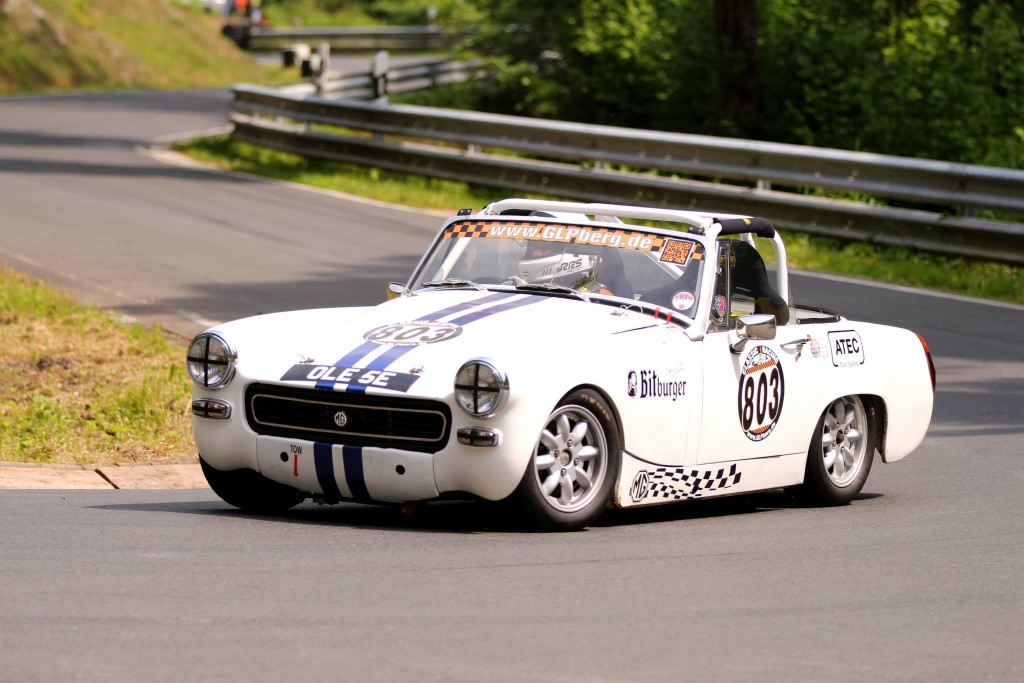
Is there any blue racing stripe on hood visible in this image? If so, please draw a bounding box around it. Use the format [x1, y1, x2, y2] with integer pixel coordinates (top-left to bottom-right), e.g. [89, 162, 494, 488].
[315, 292, 515, 389]
[337, 294, 544, 395]
[342, 294, 544, 394]
[448, 295, 545, 325]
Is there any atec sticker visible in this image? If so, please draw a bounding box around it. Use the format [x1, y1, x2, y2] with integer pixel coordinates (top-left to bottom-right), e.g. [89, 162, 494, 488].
[363, 321, 462, 346]
[737, 345, 785, 441]
[828, 330, 865, 367]
[671, 291, 695, 311]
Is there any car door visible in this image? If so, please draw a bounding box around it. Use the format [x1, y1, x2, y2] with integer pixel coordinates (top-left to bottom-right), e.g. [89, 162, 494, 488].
[695, 241, 816, 465]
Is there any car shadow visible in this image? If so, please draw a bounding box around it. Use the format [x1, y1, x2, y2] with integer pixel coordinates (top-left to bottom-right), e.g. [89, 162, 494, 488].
[89, 489, 883, 534]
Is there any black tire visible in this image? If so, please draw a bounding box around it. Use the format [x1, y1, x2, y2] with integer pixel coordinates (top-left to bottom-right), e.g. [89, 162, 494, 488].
[511, 389, 621, 531]
[794, 395, 874, 506]
[200, 456, 305, 513]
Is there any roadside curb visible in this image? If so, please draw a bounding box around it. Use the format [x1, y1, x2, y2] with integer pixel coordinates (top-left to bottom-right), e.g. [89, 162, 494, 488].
[0, 461, 208, 490]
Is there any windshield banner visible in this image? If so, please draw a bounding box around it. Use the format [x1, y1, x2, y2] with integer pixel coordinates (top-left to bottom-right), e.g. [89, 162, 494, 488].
[445, 220, 670, 252]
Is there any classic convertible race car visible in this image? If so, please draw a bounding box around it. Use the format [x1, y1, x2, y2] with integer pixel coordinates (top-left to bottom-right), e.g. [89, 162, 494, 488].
[188, 199, 936, 530]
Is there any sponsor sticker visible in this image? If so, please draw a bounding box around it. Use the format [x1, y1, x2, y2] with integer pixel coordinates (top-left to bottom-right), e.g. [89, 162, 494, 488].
[671, 291, 695, 311]
[363, 321, 462, 346]
[808, 336, 824, 359]
[659, 239, 695, 265]
[714, 295, 727, 319]
[281, 364, 421, 392]
[627, 369, 687, 401]
[444, 220, 666, 252]
[737, 345, 785, 441]
[828, 330, 865, 367]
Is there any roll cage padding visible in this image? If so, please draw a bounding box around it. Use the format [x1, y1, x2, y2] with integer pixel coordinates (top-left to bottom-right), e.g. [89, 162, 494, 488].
[715, 217, 776, 239]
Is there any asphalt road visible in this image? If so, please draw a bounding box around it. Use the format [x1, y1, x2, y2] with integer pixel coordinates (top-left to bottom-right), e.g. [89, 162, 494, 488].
[0, 91, 1022, 682]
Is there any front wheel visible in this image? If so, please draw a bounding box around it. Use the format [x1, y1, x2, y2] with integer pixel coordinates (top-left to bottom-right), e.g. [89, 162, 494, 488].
[200, 456, 305, 513]
[511, 389, 621, 531]
[795, 395, 874, 505]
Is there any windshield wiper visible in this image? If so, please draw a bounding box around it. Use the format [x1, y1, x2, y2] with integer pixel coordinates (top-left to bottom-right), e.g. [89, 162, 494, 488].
[422, 278, 485, 291]
[513, 282, 589, 301]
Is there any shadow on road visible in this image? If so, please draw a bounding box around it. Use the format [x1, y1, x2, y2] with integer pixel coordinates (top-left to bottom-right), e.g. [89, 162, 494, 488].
[88, 489, 883, 535]
[121, 254, 423, 323]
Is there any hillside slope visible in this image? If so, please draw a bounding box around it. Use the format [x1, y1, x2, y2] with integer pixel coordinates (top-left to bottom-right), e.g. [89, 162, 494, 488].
[0, 0, 266, 92]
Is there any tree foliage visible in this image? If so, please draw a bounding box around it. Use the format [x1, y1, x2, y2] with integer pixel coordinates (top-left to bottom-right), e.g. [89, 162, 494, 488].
[457, 0, 1024, 168]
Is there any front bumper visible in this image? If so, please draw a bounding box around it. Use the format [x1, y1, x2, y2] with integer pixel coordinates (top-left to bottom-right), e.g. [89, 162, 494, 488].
[255, 435, 440, 503]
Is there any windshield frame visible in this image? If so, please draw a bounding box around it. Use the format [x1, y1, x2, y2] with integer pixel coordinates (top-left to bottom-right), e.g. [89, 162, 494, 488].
[407, 216, 712, 327]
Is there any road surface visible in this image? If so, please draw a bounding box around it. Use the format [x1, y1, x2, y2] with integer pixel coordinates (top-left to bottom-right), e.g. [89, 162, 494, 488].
[0, 90, 1021, 682]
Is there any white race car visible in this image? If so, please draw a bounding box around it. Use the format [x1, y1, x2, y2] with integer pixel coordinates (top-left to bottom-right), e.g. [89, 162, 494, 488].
[188, 199, 935, 530]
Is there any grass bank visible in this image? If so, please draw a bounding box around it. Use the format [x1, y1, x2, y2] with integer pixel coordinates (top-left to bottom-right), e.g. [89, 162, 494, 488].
[0, 0, 272, 92]
[0, 269, 192, 465]
[177, 135, 1024, 305]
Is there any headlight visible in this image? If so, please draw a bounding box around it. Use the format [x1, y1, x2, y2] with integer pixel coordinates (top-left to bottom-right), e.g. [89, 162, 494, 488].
[454, 359, 508, 418]
[187, 333, 236, 389]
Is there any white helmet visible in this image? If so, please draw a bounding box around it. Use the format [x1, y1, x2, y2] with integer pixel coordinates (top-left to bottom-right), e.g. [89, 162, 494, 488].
[519, 245, 598, 287]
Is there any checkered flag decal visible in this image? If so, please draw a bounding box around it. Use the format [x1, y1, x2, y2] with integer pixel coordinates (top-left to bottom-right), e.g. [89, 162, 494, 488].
[446, 220, 535, 239]
[641, 463, 742, 501]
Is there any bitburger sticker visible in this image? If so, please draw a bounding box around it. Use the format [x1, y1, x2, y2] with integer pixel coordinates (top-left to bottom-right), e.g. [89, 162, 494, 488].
[627, 369, 687, 401]
[737, 345, 785, 441]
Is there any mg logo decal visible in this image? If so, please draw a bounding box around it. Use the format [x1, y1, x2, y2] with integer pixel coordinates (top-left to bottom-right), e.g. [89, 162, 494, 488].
[333, 411, 349, 428]
[630, 471, 650, 503]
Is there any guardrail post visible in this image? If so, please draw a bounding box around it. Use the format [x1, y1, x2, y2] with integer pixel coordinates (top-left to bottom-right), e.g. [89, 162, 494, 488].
[316, 43, 331, 95]
[372, 50, 390, 104]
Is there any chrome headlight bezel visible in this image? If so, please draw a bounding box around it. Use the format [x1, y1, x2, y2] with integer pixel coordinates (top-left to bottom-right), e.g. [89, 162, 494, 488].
[187, 333, 237, 390]
[454, 359, 509, 418]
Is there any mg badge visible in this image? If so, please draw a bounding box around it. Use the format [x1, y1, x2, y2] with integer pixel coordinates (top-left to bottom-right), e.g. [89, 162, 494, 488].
[333, 411, 349, 428]
[630, 471, 650, 503]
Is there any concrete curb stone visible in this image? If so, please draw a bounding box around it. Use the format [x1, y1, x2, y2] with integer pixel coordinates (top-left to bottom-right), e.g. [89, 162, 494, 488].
[0, 461, 208, 490]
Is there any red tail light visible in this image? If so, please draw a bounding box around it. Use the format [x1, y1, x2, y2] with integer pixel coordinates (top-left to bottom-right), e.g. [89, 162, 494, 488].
[915, 333, 936, 392]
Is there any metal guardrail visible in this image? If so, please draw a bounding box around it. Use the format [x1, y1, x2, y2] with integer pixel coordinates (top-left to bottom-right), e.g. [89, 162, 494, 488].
[229, 82, 1024, 264]
[248, 26, 459, 52]
[277, 58, 484, 99]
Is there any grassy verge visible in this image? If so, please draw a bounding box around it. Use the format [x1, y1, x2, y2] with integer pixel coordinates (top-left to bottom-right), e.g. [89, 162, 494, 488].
[0, 0, 274, 92]
[0, 269, 193, 465]
[176, 135, 1024, 305]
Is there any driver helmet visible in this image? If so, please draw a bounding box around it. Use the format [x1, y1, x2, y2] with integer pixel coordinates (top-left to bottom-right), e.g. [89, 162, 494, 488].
[518, 240, 598, 288]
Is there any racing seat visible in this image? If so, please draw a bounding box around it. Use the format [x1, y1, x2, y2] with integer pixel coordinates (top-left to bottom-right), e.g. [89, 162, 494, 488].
[593, 249, 634, 299]
[731, 241, 789, 325]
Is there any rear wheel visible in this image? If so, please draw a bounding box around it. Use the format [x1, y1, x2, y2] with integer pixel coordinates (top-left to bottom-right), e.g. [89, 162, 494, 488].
[200, 456, 305, 513]
[796, 395, 873, 505]
[511, 389, 620, 531]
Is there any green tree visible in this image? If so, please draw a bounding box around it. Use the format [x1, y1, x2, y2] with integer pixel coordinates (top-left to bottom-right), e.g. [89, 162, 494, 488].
[459, 0, 1024, 167]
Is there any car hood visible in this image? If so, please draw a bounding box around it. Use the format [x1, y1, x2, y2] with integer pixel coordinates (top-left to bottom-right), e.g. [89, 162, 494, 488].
[209, 289, 676, 397]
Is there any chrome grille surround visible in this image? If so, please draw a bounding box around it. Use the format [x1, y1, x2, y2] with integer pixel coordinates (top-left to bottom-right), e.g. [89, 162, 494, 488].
[245, 384, 451, 453]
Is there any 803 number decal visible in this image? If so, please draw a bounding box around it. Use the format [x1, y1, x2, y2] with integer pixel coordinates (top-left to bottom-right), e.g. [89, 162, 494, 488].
[363, 321, 463, 346]
[738, 345, 785, 441]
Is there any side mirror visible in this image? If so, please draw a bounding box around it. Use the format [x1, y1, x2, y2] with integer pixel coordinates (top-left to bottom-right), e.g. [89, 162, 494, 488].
[730, 313, 776, 354]
[386, 282, 412, 301]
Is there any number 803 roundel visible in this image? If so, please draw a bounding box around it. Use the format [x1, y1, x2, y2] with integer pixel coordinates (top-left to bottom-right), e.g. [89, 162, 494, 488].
[738, 345, 785, 441]
[363, 321, 463, 346]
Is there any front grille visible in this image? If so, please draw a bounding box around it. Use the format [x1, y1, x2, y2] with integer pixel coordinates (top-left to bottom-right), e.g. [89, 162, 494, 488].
[245, 384, 451, 453]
